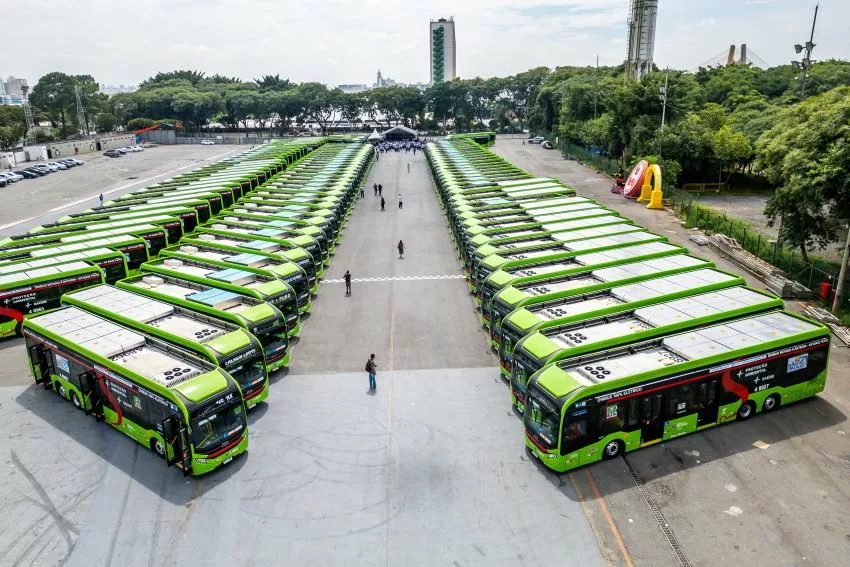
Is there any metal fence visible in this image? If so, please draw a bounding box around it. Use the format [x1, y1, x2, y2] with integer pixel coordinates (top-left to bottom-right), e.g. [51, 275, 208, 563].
[558, 140, 621, 174]
[665, 186, 846, 307]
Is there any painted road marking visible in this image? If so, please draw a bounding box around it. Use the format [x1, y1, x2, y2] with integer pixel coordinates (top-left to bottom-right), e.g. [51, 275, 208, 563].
[324, 274, 465, 283]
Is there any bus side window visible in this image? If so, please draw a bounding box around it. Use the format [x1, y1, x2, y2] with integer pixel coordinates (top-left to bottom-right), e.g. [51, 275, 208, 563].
[600, 402, 625, 435]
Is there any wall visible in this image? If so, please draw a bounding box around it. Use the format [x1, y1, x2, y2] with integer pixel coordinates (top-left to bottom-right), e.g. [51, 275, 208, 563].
[47, 139, 99, 159]
[98, 134, 136, 150]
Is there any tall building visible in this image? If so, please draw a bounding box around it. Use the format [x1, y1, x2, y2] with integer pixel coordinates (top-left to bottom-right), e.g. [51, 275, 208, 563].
[429, 18, 456, 84]
[626, 0, 658, 80]
[0, 76, 28, 105]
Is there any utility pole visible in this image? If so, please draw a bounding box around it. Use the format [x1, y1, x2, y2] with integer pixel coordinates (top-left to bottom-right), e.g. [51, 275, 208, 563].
[658, 69, 669, 129]
[833, 222, 850, 312]
[593, 55, 599, 119]
[793, 4, 818, 101]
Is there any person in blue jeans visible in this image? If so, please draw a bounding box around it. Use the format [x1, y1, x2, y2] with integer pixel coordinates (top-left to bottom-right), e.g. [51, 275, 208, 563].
[365, 354, 377, 390]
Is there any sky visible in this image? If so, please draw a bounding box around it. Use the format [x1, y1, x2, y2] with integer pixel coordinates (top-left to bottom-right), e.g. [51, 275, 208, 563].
[4, 0, 847, 87]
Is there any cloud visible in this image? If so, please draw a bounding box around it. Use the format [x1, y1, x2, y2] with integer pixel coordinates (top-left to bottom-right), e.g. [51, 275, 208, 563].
[4, 0, 847, 87]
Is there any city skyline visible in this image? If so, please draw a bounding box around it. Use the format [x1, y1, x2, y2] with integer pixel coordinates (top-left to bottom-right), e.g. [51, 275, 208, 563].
[3, 1, 848, 88]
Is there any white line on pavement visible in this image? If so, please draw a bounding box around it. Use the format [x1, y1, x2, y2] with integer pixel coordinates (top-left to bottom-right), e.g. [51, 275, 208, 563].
[324, 274, 465, 283]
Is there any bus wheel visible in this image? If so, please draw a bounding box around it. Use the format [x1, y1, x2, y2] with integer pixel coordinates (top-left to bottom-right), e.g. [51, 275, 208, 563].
[56, 382, 67, 399]
[602, 440, 623, 460]
[763, 394, 781, 412]
[70, 391, 82, 410]
[737, 401, 755, 421]
[151, 438, 166, 458]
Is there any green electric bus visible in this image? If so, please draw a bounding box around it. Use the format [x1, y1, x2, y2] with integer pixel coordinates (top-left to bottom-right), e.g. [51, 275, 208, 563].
[0, 223, 172, 255]
[509, 285, 781, 410]
[0, 248, 128, 284]
[488, 255, 718, 348]
[0, 235, 151, 271]
[3, 215, 185, 248]
[24, 306, 249, 476]
[523, 311, 830, 472]
[465, 215, 634, 280]
[62, 285, 272, 408]
[217, 213, 330, 259]
[160, 242, 306, 335]
[116, 273, 290, 371]
[201, 220, 327, 273]
[34, 206, 200, 235]
[139, 257, 303, 324]
[60, 199, 212, 227]
[191, 231, 318, 296]
[472, 231, 666, 300]
[231, 204, 335, 245]
[479, 241, 685, 323]
[0, 261, 104, 338]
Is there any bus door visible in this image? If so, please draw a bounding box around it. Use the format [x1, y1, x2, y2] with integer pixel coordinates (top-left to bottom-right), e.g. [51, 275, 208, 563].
[637, 393, 664, 445]
[694, 379, 719, 427]
[28, 343, 54, 389]
[79, 370, 104, 421]
[162, 416, 191, 476]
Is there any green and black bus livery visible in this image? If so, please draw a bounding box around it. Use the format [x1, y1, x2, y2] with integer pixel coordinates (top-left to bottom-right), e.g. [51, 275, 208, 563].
[24, 306, 248, 475]
[61, 285, 273, 407]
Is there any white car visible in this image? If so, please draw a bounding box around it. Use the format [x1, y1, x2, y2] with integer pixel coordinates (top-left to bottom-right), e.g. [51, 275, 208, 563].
[528, 136, 545, 144]
[47, 161, 67, 170]
[43, 163, 59, 172]
[1, 172, 23, 182]
[201, 139, 215, 145]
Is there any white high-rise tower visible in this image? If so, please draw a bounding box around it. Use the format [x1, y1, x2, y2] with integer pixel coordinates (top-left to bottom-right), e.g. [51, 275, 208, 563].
[627, 0, 658, 80]
[429, 18, 456, 84]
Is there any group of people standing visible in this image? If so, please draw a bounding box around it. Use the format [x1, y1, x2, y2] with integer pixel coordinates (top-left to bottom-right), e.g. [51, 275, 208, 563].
[373, 183, 403, 211]
[374, 139, 427, 155]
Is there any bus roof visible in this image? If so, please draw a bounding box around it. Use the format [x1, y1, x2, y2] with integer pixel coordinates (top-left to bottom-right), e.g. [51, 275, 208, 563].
[27, 306, 218, 390]
[63, 285, 249, 354]
[0, 248, 119, 274]
[126, 274, 264, 312]
[0, 261, 95, 287]
[523, 287, 783, 360]
[540, 312, 825, 398]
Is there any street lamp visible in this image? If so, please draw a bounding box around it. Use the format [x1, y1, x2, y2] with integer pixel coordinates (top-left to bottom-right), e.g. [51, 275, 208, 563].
[793, 4, 819, 101]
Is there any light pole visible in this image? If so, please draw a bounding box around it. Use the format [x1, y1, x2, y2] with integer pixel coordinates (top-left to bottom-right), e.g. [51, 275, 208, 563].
[658, 69, 669, 130]
[792, 4, 819, 101]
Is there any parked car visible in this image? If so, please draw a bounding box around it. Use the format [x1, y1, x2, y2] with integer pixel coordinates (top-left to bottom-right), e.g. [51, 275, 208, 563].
[528, 136, 545, 144]
[67, 158, 84, 166]
[0, 177, 7, 188]
[116, 148, 128, 154]
[103, 149, 122, 158]
[127, 145, 143, 152]
[15, 169, 38, 179]
[32, 164, 52, 174]
[47, 161, 67, 170]
[541, 141, 554, 149]
[57, 159, 77, 168]
[1, 172, 23, 182]
[40, 163, 58, 172]
[23, 168, 45, 176]
[201, 139, 215, 145]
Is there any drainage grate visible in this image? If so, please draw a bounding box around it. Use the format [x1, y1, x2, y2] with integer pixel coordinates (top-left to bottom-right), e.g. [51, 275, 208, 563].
[126, 176, 138, 180]
[621, 454, 692, 567]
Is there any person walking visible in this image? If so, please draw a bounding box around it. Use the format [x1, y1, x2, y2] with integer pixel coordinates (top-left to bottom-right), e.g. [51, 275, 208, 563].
[380, 196, 385, 211]
[378, 184, 383, 196]
[373, 183, 378, 196]
[344, 270, 352, 295]
[365, 354, 377, 390]
[360, 185, 365, 198]
[398, 193, 403, 209]
[522, 139, 526, 146]
[397, 240, 405, 259]
[99, 193, 104, 208]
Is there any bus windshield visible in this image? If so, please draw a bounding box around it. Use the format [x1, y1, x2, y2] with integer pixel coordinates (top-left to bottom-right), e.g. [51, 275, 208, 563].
[229, 358, 267, 395]
[524, 385, 561, 451]
[191, 400, 246, 455]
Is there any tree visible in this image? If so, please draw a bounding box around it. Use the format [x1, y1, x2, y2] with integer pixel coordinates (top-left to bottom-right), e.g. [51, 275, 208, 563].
[297, 83, 336, 134]
[28, 72, 77, 138]
[712, 125, 753, 181]
[0, 105, 26, 150]
[504, 67, 550, 131]
[758, 86, 850, 262]
[94, 112, 118, 133]
[139, 70, 206, 90]
[254, 74, 292, 91]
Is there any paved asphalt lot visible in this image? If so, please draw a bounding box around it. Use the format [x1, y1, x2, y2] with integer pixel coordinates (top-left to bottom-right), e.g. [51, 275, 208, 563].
[0, 140, 847, 566]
